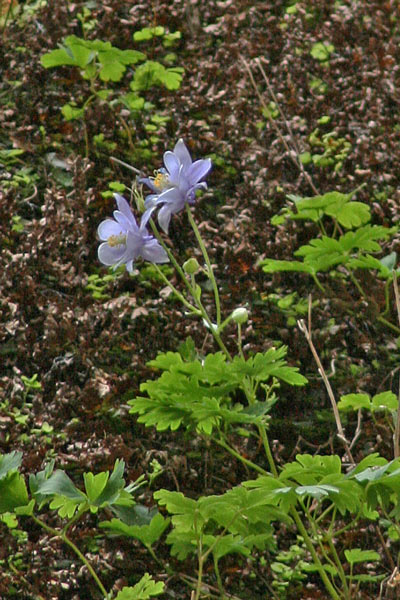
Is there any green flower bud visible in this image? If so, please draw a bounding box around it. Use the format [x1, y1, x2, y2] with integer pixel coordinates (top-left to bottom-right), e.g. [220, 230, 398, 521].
[183, 258, 200, 275]
[231, 307, 249, 324]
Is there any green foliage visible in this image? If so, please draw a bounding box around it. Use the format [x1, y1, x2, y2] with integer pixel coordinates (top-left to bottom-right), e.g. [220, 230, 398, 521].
[129, 60, 184, 91]
[41, 35, 145, 82]
[0, 452, 28, 513]
[154, 486, 281, 560]
[40, 33, 183, 133]
[338, 391, 397, 413]
[271, 190, 370, 228]
[113, 574, 164, 600]
[301, 128, 351, 171]
[310, 41, 335, 62]
[32, 459, 132, 518]
[100, 512, 170, 547]
[128, 347, 306, 434]
[262, 187, 398, 293]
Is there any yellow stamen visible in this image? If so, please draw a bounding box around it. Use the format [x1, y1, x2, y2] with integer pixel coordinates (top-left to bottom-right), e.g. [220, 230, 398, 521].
[107, 233, 126, 247]
[153, 171, 169, 189]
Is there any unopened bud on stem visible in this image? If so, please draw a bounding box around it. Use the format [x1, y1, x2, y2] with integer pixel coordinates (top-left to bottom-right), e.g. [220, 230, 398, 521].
[231, 307, 249, 324]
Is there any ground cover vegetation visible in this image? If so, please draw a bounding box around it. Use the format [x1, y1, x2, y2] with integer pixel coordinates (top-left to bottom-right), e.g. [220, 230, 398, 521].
[1, 0, 400, 598]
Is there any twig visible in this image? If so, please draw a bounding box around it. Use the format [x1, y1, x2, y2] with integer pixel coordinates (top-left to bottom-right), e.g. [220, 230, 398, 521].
[392, 271, 400, 458]
[298, 295, 355, 465]
[110, 156, 142, 175]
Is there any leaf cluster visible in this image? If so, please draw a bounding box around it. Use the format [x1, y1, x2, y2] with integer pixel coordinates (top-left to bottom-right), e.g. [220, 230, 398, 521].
[128, 347, 307, 434]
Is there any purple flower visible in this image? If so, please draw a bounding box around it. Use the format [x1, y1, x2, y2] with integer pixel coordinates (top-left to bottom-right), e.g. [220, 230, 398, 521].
[97, 194, 169, 272]
[140, 139, 212, 233]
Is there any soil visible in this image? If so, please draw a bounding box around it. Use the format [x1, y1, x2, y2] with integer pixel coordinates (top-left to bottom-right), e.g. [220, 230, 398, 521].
[1, 0, 400, 598]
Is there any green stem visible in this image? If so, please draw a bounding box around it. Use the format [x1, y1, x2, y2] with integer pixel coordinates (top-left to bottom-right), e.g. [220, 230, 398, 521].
[237, 323, 245, 359]
[382, 278, 391, 316]
[31, 515, 108, 598]
[194, 514, 204, 600]
[148, 217, 231, 357]
[377, 315, 400, 335]
[312, 273, 326, 293]
[152, 264, 201, 316]
[257, 422, 278, 477]
[290, 509, 341, 600]
[347, 270, 366, 298]
[213, 555, 226, 599]
[301, 502, 350, 598]
[186, 204, 222, 327]
[326, 537, 350, 599]
[214, 436, 269, 476]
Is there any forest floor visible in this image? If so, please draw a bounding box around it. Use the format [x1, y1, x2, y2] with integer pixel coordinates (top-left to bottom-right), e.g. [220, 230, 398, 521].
[1, 0, 400, 598]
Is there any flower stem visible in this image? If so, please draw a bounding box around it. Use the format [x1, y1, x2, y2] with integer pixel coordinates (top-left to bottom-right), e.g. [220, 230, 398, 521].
[290, 509, 341, 600]
[31, 515, 108, 598]
[186, 204, 222, 327]
[152, 264, 201, 316]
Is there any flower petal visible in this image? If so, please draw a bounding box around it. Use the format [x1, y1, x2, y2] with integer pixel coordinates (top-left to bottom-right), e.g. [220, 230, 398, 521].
[114, 194, 137, 226]
[186, 158, 212, 184]
[98, 242, 126, 266]
[142, 239, 169, 263]
[173, 138, 192, 169]
[97, 219, 123, 241]
[140, 205, 156, 229]
[163, 151, 180, 179]
[158, 204, 173, 234]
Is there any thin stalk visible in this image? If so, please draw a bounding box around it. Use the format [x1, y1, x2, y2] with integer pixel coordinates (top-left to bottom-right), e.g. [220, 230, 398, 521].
[312, 273, 326, 293]
[392, 272, 400, 458]
[236, 323, 245, 359]
[382, 278, 391, 316]
[118, 113, 135, 154]
[194, 515, 204, 600]
[347, 269, 366, 299]
[305, 503, 350, 598]
[152, 264, 201, 316]
[290, 509, 341, 600]
[377, 315, 400, 335]
[149, 216, 231, 357]
[257, 422, 278, 477]
[213, 555, 226, 599]
[31, 515, 108, 598]
[110, 156, 142, 175]
[241, 377, 279, 477]
[298, 313, 354, 465]
[186, 204, 222, 328]
[214, 436, 269, 477]
[148, 218, 201, 304]
[326, 537, 350, 599]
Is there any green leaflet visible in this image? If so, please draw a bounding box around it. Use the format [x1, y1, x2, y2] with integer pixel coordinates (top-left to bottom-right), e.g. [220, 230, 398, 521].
[272, 190, 371, 229]
[41, 35, 145, 82]
[113, 574, 164, 600]
[129, 348, 306, 433]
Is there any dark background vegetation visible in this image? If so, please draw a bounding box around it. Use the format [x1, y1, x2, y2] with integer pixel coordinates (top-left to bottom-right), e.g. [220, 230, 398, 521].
[1, 0, 400, 598]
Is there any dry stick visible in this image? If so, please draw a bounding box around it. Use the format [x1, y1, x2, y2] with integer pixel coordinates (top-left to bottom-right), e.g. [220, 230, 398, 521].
[297, 296, 355, 465]
[240, 54, 319, 196]
[392, 271, 400, 459]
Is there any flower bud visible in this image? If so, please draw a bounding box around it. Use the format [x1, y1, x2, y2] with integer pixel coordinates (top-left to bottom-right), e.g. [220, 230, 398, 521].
[183, 258, 200, 275]
[231, 307, 249, 324]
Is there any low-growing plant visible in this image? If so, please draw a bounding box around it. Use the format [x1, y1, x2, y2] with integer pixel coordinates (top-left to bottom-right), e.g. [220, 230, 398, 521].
[40, 29, 183, 155]
[4, 134, 400, 599]
[260, 188, 400, 333]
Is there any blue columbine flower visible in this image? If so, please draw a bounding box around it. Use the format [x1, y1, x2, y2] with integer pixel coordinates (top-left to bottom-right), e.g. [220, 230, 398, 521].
[97, 194, 169, 272]
[140, 139, 212, 234]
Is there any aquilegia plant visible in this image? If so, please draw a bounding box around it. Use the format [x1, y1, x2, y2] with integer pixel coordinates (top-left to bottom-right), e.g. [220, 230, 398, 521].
[3, 138, 400, 600]
[94, 139, 400, 600]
